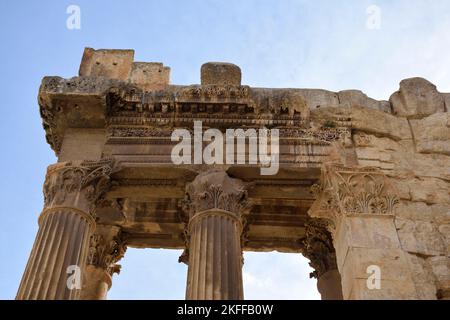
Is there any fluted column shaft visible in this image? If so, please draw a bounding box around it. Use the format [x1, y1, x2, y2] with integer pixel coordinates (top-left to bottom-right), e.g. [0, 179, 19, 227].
[16, 207, 94, 300]
[17, 160, 118, 300]
[80, 224, 125, 300]
[182, 169, 249, 300]
[186, 209, 243, 300]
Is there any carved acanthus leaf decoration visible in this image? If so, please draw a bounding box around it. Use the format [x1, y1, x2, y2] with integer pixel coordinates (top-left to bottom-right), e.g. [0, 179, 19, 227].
[87, 232, 127, 276]
[184, 170, 249, 217]
[43, 159, 121, 216]
[309, 165, 399, 224]
[302, 219, 337, 279]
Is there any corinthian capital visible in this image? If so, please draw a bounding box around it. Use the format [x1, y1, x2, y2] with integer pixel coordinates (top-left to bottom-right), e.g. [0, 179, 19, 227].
[309, 164, 399, 225]
[302, 219, 337, 279]
[42, 159, 121, 216]
[183, 169, 249, 217]
[87, 225, 126, 276]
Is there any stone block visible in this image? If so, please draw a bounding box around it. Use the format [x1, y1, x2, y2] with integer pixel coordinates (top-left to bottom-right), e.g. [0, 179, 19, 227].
[351, 105, 411, 141]
[395, 201, 433, 221]
[338, 90, 391, 113]
[390, 77, 445, 118]
[406, 178, 450, 205]
[59, 128, 106, 161]
[342, 247, 412, 282]
[79, 47, 134, 80]
[128, 62, 170, 91]
[347, 278, 418, 300]
[405, 253, 438, 299]
[201, 62, 241, 86]
[395, 218, 446, 256]
[410, 112, 450, 156]
[346, 215, 400, 249]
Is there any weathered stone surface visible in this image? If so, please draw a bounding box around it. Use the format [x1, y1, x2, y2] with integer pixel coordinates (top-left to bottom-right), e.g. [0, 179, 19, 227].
[351, 105, 412, 141]
[201, 62, 241, 86]
[79, 47, 134, 80]
[333, 215, 400, 270]
[428, 256, 450, 298]
[395, 218, 446, 256]
[21, 47, 450, 300]
[409, 178, 449, 204]
[404, 253, 438, 300]
[395, 201, 434, 221]
[59, 129, 106, 162]
[348, 278, 418, 300]
[410, 112, 450, 156]
[128, 62, 170, 91]
[390, 77, 445, 118]
[338, 90, 391, 113]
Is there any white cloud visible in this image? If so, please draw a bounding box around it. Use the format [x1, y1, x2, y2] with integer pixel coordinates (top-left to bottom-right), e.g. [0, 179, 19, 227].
[243, 252, 320, 300]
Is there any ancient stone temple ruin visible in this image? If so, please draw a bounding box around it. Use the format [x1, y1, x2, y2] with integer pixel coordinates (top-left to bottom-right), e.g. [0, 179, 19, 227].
[17, 48, 449, 300]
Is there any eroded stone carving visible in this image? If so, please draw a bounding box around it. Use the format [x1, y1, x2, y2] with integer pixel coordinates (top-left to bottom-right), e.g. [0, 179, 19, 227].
[309, 164, 399, 224]
[87, 227, 126, 276]
[183, 169, 249, 217]
[302, 219, 337, 279]
[43, 159, 120, 216]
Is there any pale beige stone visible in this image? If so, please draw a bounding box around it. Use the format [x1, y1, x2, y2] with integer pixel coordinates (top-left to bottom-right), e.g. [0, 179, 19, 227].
[79, 47, 134, 80]
[20, 47, 450, 300]
[350, 105, 412, 141]
[338, 90, 391, 113]
[405, 253, 438, 300]
[410, 112, 450, 156]
[201, 62, 241, 86]
[128, 62, 170, 91]
[390, 77, 445, 118]
[395, 218, 446, 256]
[59, 129, 106, 162]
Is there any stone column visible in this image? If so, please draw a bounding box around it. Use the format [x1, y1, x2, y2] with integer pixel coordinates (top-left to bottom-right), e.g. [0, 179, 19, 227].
[16, 160, 118, 300]
[80, 225, 126, 300]
[182, 169, 249, 300]
[302, 219, 343, 300]
[309, 164, 419, 300]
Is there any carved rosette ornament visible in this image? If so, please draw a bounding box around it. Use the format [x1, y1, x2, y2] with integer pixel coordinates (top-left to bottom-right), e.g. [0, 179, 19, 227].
[302, 219, 337, 279]
[309, 164, 399, 227]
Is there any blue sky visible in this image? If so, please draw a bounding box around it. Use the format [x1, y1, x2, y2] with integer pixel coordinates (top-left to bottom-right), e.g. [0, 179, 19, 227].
[1, 0, 449, 299]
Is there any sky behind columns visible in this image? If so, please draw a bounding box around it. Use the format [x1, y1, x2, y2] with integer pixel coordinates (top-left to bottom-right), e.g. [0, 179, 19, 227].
[0, 0, 449, 299]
